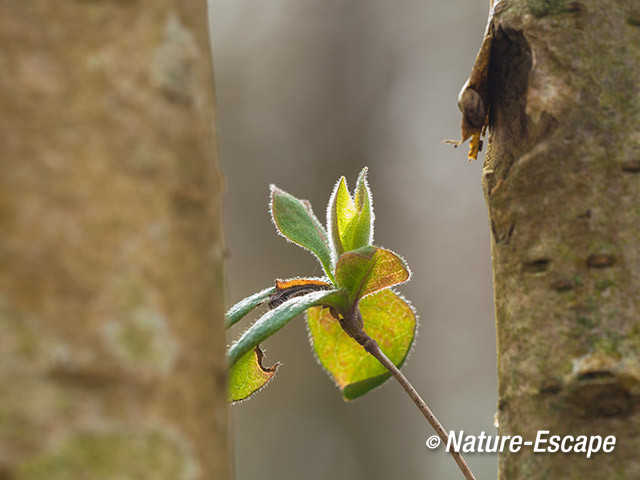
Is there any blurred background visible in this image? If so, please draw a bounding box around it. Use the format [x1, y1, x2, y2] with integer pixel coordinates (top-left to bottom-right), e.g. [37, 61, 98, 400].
[209, 0, 497, 478]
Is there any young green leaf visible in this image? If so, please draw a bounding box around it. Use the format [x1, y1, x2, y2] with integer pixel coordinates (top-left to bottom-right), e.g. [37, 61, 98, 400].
[228, 346, 278, 403]
[327, 176, 353, 257]
[270, 185, 336, 283]
[306, 289, 416, 400]
[344, 167, 373, 251]
[335, 245, 410, 303]
[227, 289, 345, 368]
[225, 285, 276, 329]
[327, 168, 374, 258]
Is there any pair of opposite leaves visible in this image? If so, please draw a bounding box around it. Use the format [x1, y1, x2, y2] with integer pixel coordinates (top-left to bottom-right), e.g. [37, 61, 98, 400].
[225, 168, 417, 402]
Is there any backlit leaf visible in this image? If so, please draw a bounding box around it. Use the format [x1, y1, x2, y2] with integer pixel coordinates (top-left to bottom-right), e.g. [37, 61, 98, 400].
[228, 346, 278, 403]
[307, 289, 416, 400]
[327, 168, 374, 257]
[327, 176, 354, 257]
[343, 167, 373, 252]
[335, 246, 410, 303]
[270, 185, 335, 283]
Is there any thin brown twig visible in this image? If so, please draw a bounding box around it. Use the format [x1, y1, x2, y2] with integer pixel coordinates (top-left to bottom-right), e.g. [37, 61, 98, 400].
[345, 308, 476, 480]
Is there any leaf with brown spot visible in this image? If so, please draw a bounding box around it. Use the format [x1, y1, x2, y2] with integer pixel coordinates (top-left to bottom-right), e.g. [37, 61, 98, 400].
[228, 346, 279, 403]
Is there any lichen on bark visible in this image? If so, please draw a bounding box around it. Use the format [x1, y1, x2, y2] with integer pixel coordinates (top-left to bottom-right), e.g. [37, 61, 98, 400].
[481, 0, 640, 478]
[0, 3, 229, 479]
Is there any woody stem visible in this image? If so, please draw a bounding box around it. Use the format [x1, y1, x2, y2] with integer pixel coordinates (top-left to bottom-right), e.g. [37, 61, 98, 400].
[347, 308, 476, 480]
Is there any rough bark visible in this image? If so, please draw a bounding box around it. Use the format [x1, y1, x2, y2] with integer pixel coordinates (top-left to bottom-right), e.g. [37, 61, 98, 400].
[482, 0, 640, 478]
[0, 3, 229, 480]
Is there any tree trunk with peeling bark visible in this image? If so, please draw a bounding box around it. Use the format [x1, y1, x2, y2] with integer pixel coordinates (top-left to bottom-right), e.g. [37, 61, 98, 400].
[480, 0, 640, 478]
[0, 3, 229, 480]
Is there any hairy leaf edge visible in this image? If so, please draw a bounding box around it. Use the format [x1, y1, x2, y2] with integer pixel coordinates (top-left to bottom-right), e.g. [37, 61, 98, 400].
[305, 289, 418, 401]
[225, 285, 276, 329]
[269, 184, 336, 283]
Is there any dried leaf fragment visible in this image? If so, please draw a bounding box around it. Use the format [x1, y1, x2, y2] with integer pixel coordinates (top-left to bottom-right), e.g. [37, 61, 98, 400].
[444, 3, 499, 161]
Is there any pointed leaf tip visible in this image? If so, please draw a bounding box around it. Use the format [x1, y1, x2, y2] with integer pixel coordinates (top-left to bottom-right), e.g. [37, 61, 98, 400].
[327, 176, 352, 258]
[327, 168, 375, 257]
[347, 168, 373, 250]
[354, 167, 369, 209]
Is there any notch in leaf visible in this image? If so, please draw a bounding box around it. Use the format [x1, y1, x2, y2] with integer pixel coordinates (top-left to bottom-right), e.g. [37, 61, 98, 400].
[226, 168, 412, 403]
[226, 154, 475, 479]
[227, 288, 345, 369]
[228, 346, 279, 403]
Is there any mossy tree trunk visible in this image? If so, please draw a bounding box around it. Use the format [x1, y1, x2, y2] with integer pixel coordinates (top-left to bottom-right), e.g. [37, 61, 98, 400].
[483, 0, 640, 478]
[0, 3, 229, 479]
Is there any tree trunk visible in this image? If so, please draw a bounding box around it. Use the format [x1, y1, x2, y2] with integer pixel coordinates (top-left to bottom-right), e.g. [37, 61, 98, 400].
[0, 3, 229, 480]
[483, 1, 640, 478]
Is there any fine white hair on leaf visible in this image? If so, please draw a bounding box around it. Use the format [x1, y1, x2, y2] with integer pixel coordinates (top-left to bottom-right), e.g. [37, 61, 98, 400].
[356, 167, 375, 246]
[268, 184, 332, 277]
[377, 244, 413, 282]
[325, 167, 376, 264]
[326, 176, 346, 265]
